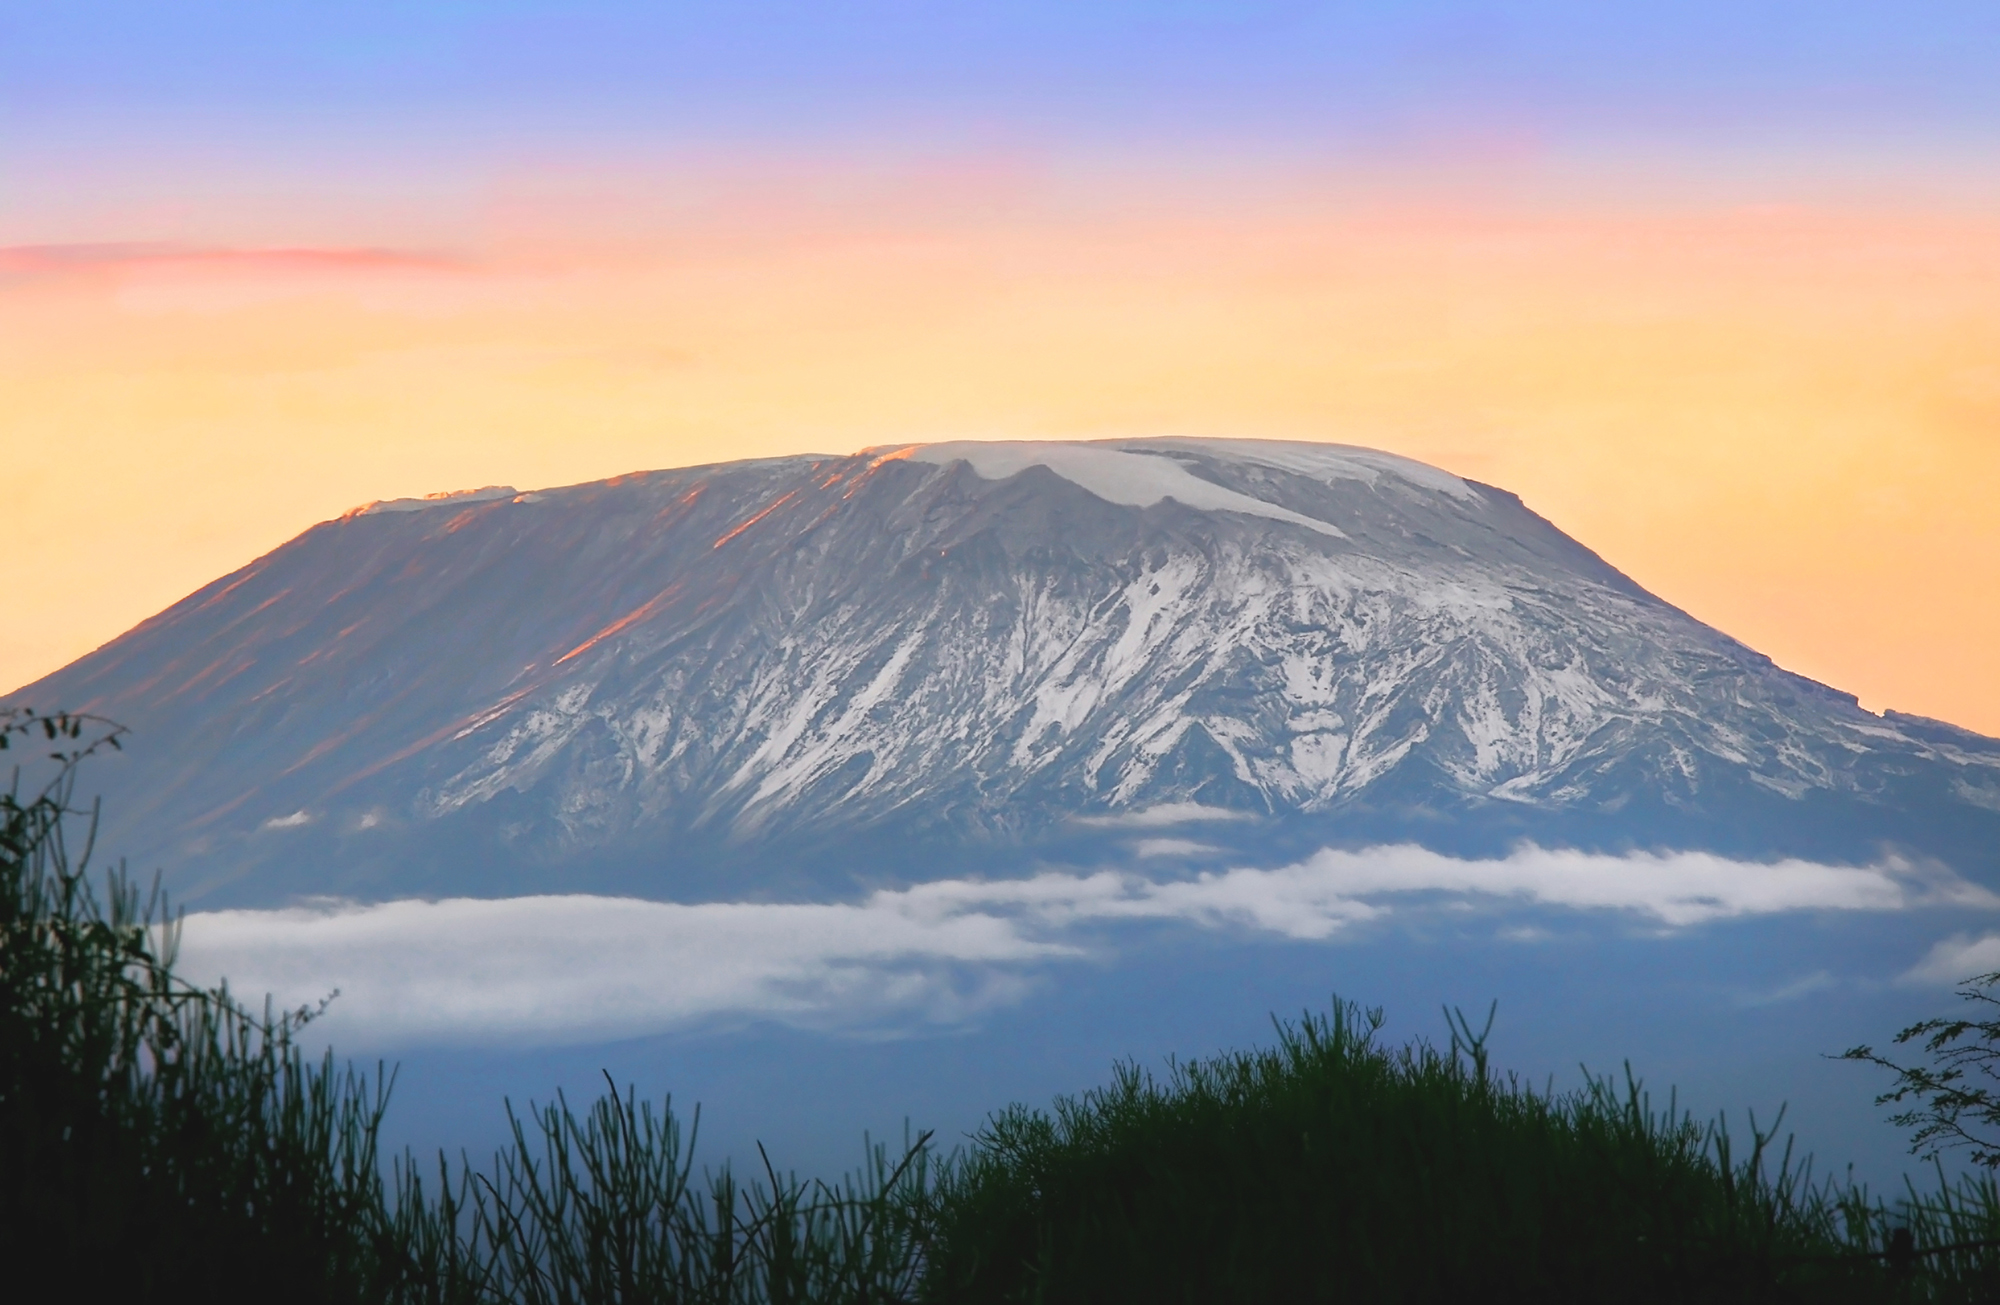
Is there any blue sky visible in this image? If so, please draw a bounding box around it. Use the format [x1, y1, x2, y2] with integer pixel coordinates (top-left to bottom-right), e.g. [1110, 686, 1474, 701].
[9, 2, 1999, 161]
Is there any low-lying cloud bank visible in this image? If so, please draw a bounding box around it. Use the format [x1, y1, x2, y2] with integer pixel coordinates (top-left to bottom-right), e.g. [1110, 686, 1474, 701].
[174, 844, 1993, 1047]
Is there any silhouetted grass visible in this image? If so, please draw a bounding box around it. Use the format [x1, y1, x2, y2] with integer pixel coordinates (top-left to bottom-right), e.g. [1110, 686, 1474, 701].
[7, 706, 1999, 1302]
[921, 999, 2000, 1302]
[0, 710, 392, 1302]
[381, 1087, 935, 1304]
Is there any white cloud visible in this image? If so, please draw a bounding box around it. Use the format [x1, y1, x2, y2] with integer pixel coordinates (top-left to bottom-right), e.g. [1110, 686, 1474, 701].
[176, 893, 1071, 1048]
[1737, 970, 1839, 1007]
[1902, 933, 2000, 987]
[1131, 838, 1223, 858]
[1497, 925, 1550, 943]
[1229, 845, 1983, 930]
[1070, 802, 1256, 829]
[172, 844, 1993, 1048]
[262, 811, 311, 829]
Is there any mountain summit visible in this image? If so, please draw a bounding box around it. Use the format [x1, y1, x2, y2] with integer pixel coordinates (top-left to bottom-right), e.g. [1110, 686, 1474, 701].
[17, 438, 2000, 905]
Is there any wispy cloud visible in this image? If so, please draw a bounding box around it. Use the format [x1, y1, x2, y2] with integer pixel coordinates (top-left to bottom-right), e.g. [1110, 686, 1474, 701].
[1070, 802, 1257, 829]
[1221, 845, 1992, 931]
[172, 845, 1993, 1047]
[1902, 933, 2000, 987]
[0, 242, 462, 278]
[1131, 837, 1222, 858]
[1736, 970, 1840, 1007]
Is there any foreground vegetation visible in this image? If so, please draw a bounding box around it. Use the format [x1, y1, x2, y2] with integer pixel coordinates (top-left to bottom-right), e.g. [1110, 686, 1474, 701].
[6, 707, 2000, 1302]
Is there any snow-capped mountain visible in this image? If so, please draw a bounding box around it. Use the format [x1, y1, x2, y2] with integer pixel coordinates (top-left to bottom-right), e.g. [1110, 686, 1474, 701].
[16, 438, 2000, 906]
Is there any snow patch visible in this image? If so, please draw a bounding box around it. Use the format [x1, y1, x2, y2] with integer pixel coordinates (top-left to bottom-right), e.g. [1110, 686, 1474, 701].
[907, 442, 1346, 538]
[353, 485, 517, 516]
[1123, 438, 1482, 502]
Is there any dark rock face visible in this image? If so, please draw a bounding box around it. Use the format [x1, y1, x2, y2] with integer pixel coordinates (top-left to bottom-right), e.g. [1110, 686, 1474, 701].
[15, 438, 2000, 906]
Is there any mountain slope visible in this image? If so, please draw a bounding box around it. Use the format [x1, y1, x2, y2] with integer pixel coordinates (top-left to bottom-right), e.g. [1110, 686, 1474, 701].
[15, 438, 2000, 906]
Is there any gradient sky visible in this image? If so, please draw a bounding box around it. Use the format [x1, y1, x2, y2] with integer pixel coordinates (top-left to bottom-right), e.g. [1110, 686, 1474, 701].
[5, 1, 1998, 733]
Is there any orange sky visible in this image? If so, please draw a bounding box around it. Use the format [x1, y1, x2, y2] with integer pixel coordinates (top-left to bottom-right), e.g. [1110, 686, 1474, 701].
[5, 168, 1998, 735]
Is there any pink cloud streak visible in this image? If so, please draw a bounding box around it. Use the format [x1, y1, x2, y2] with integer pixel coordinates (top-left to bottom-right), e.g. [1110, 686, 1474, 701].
[0, 242, 463, 278]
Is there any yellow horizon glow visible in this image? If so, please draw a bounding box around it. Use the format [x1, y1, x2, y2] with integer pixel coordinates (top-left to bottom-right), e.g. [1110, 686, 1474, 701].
[4, 174, 1998, 735]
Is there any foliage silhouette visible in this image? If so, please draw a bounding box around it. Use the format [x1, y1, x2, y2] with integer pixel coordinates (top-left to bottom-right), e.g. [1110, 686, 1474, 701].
[1841, 971, 2000, 1169]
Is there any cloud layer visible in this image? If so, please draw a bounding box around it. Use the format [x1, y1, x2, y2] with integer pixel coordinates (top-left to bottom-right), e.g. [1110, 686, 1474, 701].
[173, 844, 1992, 1047]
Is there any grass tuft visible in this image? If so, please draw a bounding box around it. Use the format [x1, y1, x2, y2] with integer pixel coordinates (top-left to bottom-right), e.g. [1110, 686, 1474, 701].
[920, 1000, 2000, 1303]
